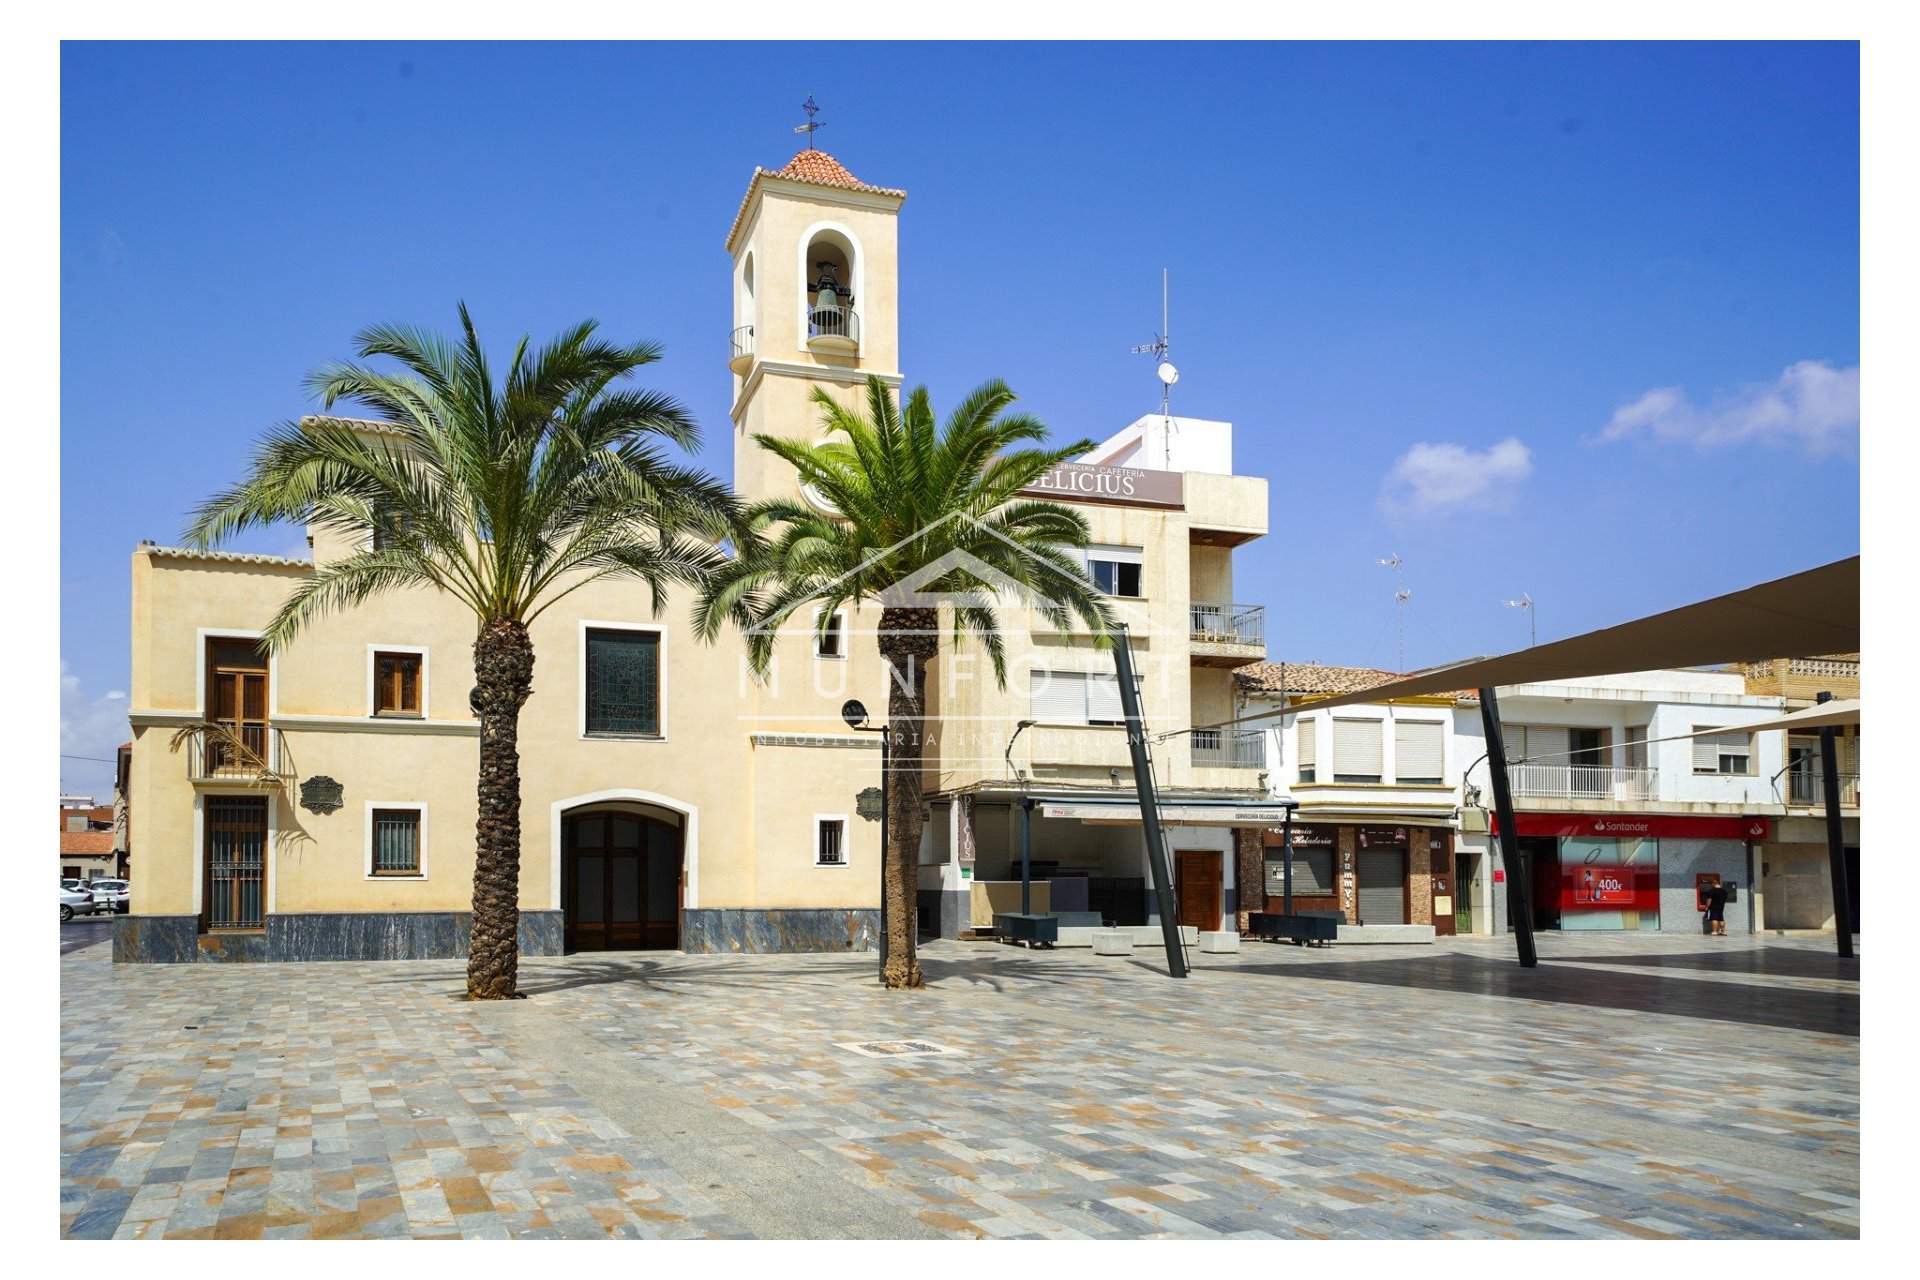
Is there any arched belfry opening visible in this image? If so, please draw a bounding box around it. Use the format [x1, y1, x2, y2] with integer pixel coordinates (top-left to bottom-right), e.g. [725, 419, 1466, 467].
[731, 252, 757, 374]
[803, 228, 859, 354]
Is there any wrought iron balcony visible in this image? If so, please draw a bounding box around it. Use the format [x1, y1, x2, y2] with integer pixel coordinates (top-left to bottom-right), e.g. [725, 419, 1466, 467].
[181, 724, 290, 784]
[1189, 603, 1265, 668]
[807, 304, 860, 352]
[1191, 728, 1266, 770]
[729, 324, 755, 375]
[1508, 763, 1655, 802]
[1787, 770, 1860, 808]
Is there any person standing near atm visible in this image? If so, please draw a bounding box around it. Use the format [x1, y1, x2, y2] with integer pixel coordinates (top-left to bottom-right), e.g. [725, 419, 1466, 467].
[1704, 878, 1729, 936]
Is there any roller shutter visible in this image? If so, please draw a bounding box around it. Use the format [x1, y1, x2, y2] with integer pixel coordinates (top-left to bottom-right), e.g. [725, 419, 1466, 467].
[1264, 848, 1335, 897]
[1332, 718, 1383, 781]
[1356, 849, 1407, 924]
[1394, 720, 1444, 783]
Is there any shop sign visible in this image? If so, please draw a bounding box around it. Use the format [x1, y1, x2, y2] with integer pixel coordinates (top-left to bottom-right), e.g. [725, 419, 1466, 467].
[1491, 813, 1770, 841]
[1022, 462, 1184, 509]
[1266, 822, 1338, 850]
[1357, 826, 1409, 849]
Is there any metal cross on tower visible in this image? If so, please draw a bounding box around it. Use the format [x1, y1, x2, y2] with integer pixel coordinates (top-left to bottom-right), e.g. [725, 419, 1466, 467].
[794, 93, 826, 145]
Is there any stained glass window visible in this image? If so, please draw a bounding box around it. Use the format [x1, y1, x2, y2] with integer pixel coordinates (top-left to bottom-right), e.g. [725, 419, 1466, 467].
[586, 629, 661, 736]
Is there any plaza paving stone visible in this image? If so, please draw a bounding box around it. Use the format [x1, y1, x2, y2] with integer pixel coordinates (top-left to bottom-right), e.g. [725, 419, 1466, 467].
[59, 922, 1858, 1240]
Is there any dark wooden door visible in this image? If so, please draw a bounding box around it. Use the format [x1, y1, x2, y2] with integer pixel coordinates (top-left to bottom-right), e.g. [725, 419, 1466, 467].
[563, 812, 681, 952]
[1175, 851, 1222, 932]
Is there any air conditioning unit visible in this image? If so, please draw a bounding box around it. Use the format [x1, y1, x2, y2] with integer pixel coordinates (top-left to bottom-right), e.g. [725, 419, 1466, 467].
[1458, 807, 1490, 834]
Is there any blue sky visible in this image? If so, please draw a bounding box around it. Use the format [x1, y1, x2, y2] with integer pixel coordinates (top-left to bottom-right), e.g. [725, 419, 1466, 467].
[59, 40, 1860, 798]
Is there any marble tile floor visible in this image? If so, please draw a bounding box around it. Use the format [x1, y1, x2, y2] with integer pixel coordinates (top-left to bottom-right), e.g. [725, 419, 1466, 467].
[60, 925, 1858, 1240]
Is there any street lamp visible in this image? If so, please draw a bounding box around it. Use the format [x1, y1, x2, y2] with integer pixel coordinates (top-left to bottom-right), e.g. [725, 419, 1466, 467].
[1003, 718, 1036, 781]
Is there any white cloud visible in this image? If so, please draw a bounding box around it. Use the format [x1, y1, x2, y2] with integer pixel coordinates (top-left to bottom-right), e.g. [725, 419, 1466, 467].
[1380, 437, 1534, 516]
[1596, 360, 1859, 454]
[61, 661, 130, 797]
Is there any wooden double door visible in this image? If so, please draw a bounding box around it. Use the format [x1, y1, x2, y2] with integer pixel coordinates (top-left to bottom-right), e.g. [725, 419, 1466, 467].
[562, 810, 683, 952]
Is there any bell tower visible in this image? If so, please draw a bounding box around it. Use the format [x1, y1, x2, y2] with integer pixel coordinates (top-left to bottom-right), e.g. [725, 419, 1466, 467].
[724, 145, 906, 505]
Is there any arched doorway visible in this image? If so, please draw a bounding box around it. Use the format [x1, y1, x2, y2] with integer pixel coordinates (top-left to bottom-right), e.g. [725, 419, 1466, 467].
[561, 806, 683, 952]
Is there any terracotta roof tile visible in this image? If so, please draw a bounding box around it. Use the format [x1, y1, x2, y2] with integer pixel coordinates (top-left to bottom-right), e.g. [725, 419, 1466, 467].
[142, 545, 313, 568]
[725, 150, 906, 252]
[60, 831, 115, 856]
[1235, 662, 1400, 696]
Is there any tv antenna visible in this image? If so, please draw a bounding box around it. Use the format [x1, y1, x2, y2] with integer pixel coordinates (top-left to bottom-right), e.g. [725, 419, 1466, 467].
[794, 92, 825, 145]
[1130, 269, 1179, 464]
[1503, 593, 1537, 648]
[1378, 554, 1411, 672]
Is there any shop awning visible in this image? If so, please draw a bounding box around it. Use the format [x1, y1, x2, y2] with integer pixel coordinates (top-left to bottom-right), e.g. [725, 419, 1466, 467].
[1275, 556, 1858, 715]
[1036, 797, 1300, 827]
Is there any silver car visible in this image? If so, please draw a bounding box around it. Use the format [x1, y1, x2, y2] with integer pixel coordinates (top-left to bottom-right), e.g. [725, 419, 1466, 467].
[88, 879, 130, 914]
[60, 886, 102, 922]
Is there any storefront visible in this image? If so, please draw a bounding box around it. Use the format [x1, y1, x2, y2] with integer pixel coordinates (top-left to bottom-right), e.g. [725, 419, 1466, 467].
[1260, 820, 1457, 929]
[1490, 812, 1769, 935]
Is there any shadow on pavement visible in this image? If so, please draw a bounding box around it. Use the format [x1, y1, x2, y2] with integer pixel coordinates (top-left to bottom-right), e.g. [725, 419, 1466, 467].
[1237, 951, 1858, 1037]
[60, 919, 116, 956]
[1550, 946, 1860, 983]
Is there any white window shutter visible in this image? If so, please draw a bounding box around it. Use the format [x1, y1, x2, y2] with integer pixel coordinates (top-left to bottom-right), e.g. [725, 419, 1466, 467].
[1333, 718, 1383, 777]
[1395, 720, 1443, 781]
[1086, 673, 1125, 724]
[1297, 720, 1317, 770]
[1031, 670, 1088, 724]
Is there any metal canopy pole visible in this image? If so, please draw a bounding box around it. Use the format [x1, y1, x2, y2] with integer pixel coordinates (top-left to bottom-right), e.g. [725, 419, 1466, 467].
[1816, 691, 1855, 959]
[1478, 686, 1538, 968]
[1021, 797, 1033, 916]
[1281, 806, 1295, 916]
[1112, 624, 1189, 978]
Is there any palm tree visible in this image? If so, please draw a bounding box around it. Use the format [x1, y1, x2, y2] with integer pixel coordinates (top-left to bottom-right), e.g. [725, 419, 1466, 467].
[186, 304, 737, 999]
[699, 374, 1114, 989]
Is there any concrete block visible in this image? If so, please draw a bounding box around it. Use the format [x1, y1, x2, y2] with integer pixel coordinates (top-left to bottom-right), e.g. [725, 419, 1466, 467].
[1198, 930, 1240, 954]
[1335, 923, 1436, 945]
[1092, 929, 1135, 956]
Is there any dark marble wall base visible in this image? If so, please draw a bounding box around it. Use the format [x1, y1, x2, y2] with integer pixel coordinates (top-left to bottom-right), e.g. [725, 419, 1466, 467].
[917, 889, 970, 939]
[682, 908, 878, 954]
[114, 911, 565, 963]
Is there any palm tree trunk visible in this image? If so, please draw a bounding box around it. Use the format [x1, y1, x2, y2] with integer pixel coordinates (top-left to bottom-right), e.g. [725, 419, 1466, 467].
[878, 607, 936, 989]
[468, 618, 535, 1000]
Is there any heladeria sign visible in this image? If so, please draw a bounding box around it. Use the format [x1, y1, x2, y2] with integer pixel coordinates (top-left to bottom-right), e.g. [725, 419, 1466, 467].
[1023, 462, 1184, 509]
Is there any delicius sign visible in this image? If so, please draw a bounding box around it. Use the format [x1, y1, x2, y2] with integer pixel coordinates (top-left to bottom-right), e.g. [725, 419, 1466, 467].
[1024, 463, 1184, 509]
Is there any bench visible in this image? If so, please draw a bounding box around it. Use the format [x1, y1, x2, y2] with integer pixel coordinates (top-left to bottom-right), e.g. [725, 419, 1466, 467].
[1247, 911, 1340, 947]
[992, 912, 1059, 948]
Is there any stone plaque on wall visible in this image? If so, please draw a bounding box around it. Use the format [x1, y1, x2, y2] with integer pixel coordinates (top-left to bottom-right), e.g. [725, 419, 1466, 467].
[299, 776, 344, 815]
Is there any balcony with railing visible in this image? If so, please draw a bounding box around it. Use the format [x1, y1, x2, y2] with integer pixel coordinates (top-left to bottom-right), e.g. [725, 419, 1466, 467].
[729, 324, 755, 375]
[1509, 763, 1655, 803]
[1191, 728, 1265, 770]
[182, 724, 290, 784]
[1787, 770, 1860, 808]
[807, 304, 860, 353]
[1189, 603, 1266, 668]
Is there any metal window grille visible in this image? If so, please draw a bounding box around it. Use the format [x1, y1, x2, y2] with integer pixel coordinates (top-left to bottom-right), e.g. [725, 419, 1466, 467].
[205, 795, 267, 930]
[818, 819, 845, 865]
[586, 629, 661, 736]
[372, 809, 420, 874]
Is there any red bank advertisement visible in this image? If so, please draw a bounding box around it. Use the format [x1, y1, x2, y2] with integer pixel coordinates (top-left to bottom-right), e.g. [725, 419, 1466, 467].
[1560, 863, 1660, 913]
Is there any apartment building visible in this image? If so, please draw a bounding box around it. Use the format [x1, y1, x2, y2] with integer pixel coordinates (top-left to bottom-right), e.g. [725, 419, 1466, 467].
[117, 143, 1281, 963]
[1240, 665, 1796, 938]
[1740, 655, 1861, 932]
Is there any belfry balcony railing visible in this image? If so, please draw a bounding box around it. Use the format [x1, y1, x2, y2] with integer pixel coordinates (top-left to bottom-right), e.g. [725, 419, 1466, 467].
[1191, 728, 1266, 770]
[729, 325, 755, 375]
[184, 725, 290, 784]
[807, 304, 860, 351]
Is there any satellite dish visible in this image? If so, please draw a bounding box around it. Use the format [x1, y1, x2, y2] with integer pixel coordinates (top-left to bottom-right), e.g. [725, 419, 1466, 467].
[1157, 361, 1180, 386]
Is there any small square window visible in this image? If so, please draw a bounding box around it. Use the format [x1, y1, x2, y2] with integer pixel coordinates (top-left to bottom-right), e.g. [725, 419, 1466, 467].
[371, 809, 421, 875]
[374, 651, 423, 716]
[817, 818, 846, 866]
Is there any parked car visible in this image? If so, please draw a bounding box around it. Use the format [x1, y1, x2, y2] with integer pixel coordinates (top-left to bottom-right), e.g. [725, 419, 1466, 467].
[89, 879, 130, 914]
[62, 877, 85, 893]
[60, 886, 101, 922]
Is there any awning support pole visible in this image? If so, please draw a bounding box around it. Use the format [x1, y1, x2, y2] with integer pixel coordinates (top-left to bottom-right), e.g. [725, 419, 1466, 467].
[1113, 624, 1189, 978]
[1817, 691, 1855, 959]
[1021, 797, 1033, 916]
[1281, 807, 1294, 916]
[1478, 686, 1538, 967]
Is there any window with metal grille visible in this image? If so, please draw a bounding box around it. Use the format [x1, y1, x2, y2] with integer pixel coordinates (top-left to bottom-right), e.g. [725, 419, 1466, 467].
[585, 628, 661, 736]
[203, 794, 267, 931]
[371, 808, 422, 875]
[373, 651, 423, 715]
[817, 817, 847, 866]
